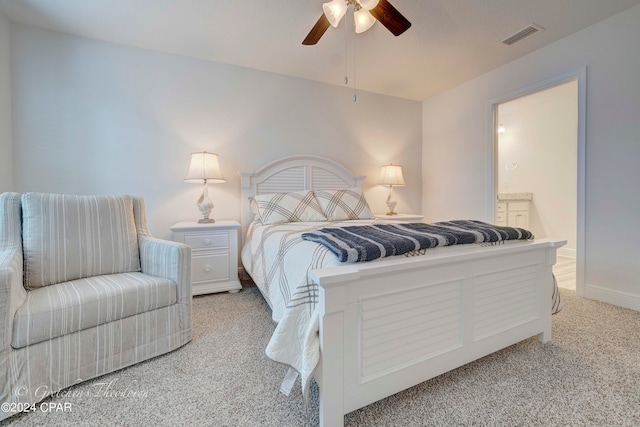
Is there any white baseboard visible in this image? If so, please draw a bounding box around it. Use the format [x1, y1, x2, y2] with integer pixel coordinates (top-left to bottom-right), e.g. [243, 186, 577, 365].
[584, 284, 640, 312]
[557, 247, 576, 258]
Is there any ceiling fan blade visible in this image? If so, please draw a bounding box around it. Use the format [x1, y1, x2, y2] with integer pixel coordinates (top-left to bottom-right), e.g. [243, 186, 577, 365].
[370, 0, 412, 36]
[302, 13, 331, 45]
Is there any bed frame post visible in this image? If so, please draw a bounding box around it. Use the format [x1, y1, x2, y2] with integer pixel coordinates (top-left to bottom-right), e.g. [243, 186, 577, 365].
[317, 282, 348, 427]
[538, 246, 558, 343]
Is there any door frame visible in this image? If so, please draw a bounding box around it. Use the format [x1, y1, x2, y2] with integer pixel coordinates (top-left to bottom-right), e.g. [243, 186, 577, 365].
[486, 67, 586, 296]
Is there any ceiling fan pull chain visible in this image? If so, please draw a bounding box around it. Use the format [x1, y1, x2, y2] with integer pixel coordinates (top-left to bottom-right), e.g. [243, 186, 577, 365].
[344, 12, 349, 86]
[353, 30, 357, 102]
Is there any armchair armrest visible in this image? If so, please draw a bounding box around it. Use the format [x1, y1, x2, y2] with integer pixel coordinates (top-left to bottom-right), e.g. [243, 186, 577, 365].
[138, 235, 192, 344]
[138, 235, 192, 302]
[1, 192, 26, 353]
[132, 195, 191, 302]
[0, 248, 26, 352]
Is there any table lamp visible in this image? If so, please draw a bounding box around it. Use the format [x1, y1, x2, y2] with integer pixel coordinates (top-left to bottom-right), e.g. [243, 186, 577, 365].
[380, 164, 405, 215]
[184, 151, 226, 223]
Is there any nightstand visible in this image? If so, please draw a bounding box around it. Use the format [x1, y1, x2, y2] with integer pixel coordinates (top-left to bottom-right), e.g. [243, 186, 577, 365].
[374, 213, 424, 222]
[170, 221, 242, 295]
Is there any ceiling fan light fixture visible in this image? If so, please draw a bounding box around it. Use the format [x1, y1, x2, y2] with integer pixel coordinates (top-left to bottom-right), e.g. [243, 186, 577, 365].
[358, 0, 380, 10]
[303, 0, 411, 45]
[323, 0, 348, 27]
[354, 7, 376, 33]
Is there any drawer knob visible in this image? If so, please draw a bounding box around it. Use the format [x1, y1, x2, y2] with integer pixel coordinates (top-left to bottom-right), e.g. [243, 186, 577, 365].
[203, 239, 212, 246]
[204, 265, 212, 272]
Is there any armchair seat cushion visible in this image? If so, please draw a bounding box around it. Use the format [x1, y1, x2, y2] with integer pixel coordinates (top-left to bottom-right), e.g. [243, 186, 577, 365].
[12, 272, 177, 349]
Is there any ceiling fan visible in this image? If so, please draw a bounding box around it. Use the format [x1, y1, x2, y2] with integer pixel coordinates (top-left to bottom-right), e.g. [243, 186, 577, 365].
[302, 0, 411, 45]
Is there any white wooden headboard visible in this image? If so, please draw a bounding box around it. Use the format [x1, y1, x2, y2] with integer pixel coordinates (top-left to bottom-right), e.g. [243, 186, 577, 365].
[238, 155, 366, 238]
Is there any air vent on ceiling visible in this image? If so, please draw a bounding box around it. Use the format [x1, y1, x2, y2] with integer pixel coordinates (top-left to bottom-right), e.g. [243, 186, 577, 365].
[501, 24, 544, 46]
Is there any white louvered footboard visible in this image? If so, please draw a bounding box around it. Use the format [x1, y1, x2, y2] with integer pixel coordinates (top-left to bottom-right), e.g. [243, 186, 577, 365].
[312, 238, 564, 427]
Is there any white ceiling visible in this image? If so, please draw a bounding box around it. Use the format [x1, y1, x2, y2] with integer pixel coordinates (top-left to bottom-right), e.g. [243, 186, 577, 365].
[1, 0, 639, 101]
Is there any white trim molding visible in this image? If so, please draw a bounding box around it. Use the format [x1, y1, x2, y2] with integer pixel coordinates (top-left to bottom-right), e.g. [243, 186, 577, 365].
[487, 67, 587, 297]
[584, 285, 640, 312]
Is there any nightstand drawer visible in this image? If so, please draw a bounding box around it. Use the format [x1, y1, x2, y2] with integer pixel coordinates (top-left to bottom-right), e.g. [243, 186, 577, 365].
[191, 253, 230, 283]
[185, 232, 229, 250]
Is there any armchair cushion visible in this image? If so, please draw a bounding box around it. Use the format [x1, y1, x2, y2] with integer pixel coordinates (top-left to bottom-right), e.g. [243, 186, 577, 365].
[21, 193, 141, 290]
[12, 272, 176, 348]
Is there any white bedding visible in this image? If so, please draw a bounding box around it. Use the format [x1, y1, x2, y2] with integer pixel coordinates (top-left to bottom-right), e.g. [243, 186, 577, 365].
[241, 220, 380, 395]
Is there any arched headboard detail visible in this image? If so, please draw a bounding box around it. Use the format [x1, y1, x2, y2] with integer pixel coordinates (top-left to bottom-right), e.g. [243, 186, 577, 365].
[238, 155, 366, 238]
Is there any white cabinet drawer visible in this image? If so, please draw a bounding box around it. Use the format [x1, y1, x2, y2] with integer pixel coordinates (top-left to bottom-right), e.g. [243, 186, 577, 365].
[191, 253, 230, 283]
[507, 201, 529, 211]
[496, 202, 507, 213]
[185, 232, 228, 250]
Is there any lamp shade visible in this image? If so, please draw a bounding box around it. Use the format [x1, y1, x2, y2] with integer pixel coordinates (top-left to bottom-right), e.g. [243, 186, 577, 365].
[380, 164, 406, 186]
[354, 8, 376, 33]
[359, 0, 380, 10]
[323, 0, 347, 27]
[184, 151, 226, 183]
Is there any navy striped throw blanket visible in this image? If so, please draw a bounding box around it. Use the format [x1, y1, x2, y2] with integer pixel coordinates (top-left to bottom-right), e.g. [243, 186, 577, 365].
[301, 220, 534, 263]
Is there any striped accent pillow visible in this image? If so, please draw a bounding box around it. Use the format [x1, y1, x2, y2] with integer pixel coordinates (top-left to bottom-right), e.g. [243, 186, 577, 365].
[250, 190, 327, 225]
[21, 193, 141, 290]
[315, 188, 374, 221]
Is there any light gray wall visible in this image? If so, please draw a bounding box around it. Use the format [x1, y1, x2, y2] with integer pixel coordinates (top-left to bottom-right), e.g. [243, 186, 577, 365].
[0, 13, 12, 192]
[498, 81, 577, 257]
[11, 24, 422, 239]
[422, 5, 640, 310]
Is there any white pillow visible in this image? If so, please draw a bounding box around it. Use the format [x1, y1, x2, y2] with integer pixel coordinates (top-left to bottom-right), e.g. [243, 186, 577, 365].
[314, 188, 374, 221]
[250, 190, 327, 225]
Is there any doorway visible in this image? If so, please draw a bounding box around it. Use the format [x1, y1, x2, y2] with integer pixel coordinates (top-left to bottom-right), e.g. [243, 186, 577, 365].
[487, 68, 586, 295]
[497, 81, 577, 288]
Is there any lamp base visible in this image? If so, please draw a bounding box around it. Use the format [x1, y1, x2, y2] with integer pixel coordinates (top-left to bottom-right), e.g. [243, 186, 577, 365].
[196, 181, 216, 224]
[385, 186, 400, 217]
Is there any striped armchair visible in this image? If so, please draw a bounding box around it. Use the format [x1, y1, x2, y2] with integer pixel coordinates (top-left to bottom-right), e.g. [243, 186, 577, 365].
[0, 193, 192, 421]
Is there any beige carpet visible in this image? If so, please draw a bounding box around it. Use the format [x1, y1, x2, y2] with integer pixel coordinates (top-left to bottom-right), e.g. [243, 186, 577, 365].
[3, 286, 639, 427]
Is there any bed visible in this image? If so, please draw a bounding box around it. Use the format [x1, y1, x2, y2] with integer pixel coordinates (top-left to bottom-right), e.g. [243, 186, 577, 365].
[239, 155, 565, 427]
